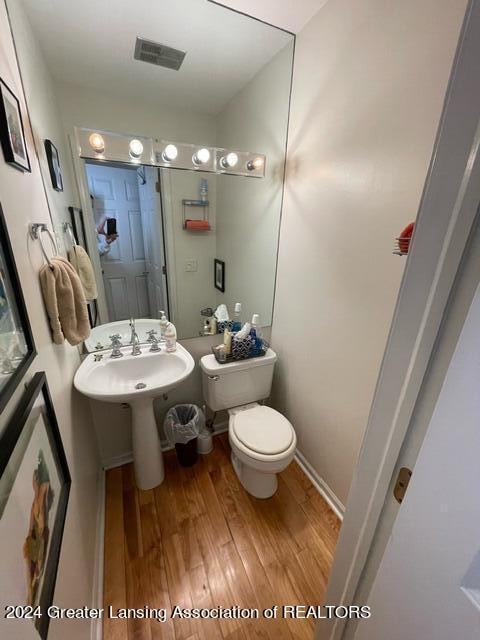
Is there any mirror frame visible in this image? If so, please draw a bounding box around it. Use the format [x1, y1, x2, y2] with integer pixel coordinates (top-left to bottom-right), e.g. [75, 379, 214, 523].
[0, 202, 36, 412]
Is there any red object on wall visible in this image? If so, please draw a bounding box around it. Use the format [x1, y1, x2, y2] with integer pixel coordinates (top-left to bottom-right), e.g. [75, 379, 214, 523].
[398, 222, 415, 254]
[184, 219, 211, 231]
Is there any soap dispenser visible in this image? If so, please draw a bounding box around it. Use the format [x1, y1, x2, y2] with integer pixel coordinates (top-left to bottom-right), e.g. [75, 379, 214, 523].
[159, 310, 168, 338]
[165, 322, 177, 352]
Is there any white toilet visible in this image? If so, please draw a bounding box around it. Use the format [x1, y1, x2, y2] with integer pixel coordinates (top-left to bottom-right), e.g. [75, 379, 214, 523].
[200, 348, 296, 498]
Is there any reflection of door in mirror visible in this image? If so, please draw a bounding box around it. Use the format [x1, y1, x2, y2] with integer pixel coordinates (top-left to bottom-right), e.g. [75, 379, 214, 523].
[85, 162, 168, 321]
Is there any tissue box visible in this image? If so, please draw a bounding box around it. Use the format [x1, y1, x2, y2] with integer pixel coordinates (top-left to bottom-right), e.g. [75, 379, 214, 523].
[216, 320, 233, 334]
[232, 335, 254, 360]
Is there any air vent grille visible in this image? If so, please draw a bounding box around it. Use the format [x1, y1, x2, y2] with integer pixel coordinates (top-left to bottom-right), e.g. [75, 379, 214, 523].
[134, 37, 186, 71]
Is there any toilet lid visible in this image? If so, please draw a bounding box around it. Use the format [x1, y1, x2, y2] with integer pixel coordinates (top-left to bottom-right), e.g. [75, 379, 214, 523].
[233, 405, 294, 455]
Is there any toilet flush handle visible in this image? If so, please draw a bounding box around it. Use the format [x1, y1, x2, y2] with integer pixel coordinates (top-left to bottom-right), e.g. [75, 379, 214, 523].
[209, 375, 220, 381]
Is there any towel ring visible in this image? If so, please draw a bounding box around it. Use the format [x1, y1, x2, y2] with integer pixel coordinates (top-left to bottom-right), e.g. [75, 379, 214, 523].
[29, 223, 58, 267]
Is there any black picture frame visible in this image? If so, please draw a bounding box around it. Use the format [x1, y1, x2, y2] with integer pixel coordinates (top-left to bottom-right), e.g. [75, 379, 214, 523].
[0, 78, 31, 172]
[44, 139, 63, 191]
[0, 203, 36, 414]
[214, 258, 225, 292]
[0, 371, 71, 639]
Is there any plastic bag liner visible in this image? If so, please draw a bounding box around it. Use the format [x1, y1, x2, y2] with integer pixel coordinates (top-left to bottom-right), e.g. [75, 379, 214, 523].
[164, 404, 206, 445]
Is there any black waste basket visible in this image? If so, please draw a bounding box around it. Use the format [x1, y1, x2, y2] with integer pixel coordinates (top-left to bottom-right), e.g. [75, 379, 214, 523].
[175, 438, 198, 467]
[164, 404, 204, 467]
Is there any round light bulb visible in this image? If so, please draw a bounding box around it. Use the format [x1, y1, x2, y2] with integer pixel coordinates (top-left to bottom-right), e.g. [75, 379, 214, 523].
[129, 139, 144, 158]
[221, 152, 239, 169]
[162, 144, 178, 162]
[247, 156, 264, 171]
[89, 132, 105, 154]
[193, 147, 210, 166]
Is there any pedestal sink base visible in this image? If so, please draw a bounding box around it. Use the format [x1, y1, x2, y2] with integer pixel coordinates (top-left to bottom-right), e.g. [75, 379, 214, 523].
[131, 398, 164, 490]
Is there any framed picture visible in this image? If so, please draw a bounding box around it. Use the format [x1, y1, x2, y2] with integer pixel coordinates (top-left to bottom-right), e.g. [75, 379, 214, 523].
[214, 258, 225, 292]
[0, 78, 31, 172]
[0, 203, 36, 414]
[44, 140, 63, 191]
[0, 372, 71, 639]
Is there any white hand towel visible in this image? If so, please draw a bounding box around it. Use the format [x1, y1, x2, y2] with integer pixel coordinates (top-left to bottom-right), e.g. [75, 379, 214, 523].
[39, 256, 90, 345]
[68, 245, 98, 301]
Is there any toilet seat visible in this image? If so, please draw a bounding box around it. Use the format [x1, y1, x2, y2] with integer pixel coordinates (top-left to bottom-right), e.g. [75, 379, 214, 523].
[232, 405, 294, 455]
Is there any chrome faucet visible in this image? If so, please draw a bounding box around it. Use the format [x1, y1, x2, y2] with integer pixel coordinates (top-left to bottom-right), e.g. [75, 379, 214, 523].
[109, 334, 123, 359]
[129, 318, 142, 356]
[146, 329, 161, 352]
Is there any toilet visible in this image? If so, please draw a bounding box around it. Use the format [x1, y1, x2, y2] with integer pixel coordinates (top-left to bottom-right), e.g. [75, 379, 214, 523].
[200, 348, 296, 498]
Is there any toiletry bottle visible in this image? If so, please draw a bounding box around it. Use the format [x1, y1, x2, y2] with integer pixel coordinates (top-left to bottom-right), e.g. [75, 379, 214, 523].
[250, 314, 263, 355]
[232, 302, 242, 332]
[200, 178, 208, 202]
[223, 328, 232, 356]
[165, 322, 177, 352]
[159, 310, 169, 338]
[211, 316, 217, 334]
[250, 314, 260, 339]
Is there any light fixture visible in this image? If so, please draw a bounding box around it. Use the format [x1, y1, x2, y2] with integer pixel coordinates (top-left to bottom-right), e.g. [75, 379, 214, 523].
[192, 147, 210, 166]
[247, 156, 264, 171]
[220, 152, 239, 169]
[129, 139, 144, 158]
[162, 144, 178, 162]
[89, 132, 105, 154]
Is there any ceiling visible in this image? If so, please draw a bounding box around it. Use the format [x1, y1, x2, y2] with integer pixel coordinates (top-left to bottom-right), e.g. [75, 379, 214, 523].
[210, 0, 328, 34]
[20, 0, 293, 115]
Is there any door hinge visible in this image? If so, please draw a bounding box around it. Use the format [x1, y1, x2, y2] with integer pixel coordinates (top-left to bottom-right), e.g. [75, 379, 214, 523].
[156, 181, 161, 193]
[394, 467, 412, 504]
[162, 265, 167, 275]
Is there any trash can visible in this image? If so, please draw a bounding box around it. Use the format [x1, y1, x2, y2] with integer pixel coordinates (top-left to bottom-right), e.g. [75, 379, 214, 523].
[164, 404, 205, 467]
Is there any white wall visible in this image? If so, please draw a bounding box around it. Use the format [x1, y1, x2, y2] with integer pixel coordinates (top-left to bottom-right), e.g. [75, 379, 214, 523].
[271, 0, 468, 506]
[216, 42, 293, 328]
[6, 0, 77, 255]
[0, 2, 101, 640]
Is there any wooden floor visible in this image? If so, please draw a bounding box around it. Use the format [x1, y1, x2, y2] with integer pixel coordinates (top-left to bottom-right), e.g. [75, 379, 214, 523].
[104, 433, 341, 640]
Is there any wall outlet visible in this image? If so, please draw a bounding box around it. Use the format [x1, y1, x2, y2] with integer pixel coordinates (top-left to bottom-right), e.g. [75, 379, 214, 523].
[185, 259, 198, 272]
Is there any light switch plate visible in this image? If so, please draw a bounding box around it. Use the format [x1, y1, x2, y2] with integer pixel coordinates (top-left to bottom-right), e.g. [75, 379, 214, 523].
[185, 259, 198, 272]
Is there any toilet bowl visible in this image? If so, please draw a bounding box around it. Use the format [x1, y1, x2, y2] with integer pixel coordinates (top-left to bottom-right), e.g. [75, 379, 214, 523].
[200, 348, 297, 499]
[228, 403, 296, 498]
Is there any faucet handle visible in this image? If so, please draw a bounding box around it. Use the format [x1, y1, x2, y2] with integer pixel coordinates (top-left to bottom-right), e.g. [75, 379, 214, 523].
[146, 329, 158, 342]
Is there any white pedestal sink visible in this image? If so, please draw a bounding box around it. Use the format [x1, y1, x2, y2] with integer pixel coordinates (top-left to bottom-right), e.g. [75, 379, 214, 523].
[74, 343, 195, 490]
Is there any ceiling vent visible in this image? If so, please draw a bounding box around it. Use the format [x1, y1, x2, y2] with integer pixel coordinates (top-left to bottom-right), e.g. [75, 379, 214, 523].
[134, 37, 186, 71]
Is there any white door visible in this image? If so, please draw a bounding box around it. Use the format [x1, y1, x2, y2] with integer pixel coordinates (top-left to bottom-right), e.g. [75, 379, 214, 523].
[138, 166, 169, 317]
[86, 163, 150, 321]
[354, 284, 480, 640]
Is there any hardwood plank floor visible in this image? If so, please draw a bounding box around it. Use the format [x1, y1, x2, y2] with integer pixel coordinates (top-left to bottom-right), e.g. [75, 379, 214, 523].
[103, 433, 341, 640]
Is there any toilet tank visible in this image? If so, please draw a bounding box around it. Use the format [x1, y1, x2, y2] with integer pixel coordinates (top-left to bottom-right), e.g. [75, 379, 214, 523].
[200, 348, 277, 412]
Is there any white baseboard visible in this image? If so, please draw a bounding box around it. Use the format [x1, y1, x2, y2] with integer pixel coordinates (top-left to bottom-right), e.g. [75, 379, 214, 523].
[294, 450, 345, 521]
[102, 423, 229, 470]
[91, 468, 105, 640]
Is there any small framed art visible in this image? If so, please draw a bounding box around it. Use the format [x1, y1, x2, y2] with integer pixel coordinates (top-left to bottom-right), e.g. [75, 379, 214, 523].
[0, 78, 31, 172]
[44, 139, 63, 191]
[214, 258, 225, 292]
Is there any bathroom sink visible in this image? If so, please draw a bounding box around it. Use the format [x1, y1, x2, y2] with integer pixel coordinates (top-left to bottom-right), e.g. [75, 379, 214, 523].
[74, 343, 194, 491]
[83, 318, 163, 352]
[74, 343, 194, 403]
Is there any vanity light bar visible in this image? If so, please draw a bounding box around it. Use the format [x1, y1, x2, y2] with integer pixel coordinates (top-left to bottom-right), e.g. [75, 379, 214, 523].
[75, 127, 266, 178]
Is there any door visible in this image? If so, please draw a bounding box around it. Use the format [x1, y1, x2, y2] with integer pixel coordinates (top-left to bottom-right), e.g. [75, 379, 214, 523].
[86, 163, 150, 320]
[354, 283, 480, 639]
[138, 166, 169, 317]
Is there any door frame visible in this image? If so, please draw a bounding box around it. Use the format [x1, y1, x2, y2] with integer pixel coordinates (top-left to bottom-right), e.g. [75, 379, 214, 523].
[319, 2, 480, 638]
[68, 137, 110, 325]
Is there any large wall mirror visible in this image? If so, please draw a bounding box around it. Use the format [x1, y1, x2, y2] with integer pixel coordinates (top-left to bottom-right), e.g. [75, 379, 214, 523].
[6, 0, 294, 341]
